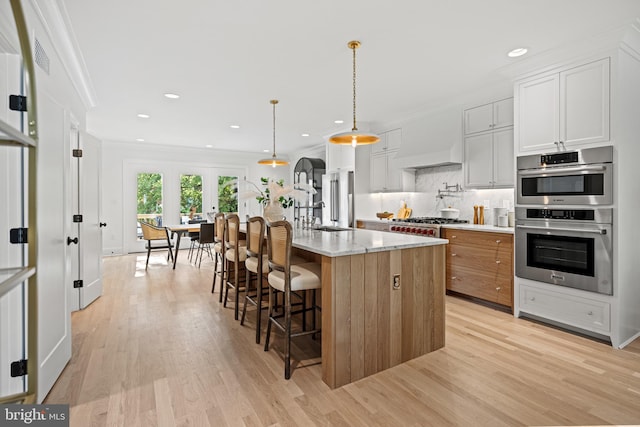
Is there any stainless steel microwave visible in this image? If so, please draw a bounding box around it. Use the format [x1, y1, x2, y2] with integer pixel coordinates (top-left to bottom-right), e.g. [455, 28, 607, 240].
[516, 146, 613, 206]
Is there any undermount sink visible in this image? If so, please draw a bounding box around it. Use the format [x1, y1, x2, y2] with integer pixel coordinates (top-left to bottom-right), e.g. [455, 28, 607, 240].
[312, 225, 351, 232]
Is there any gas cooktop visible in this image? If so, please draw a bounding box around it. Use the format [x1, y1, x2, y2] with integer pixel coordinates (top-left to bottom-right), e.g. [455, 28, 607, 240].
[392, 217, 469, 225]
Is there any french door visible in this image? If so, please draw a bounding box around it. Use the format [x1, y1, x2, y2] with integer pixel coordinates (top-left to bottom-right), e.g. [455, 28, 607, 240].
[124, 162, 245, 254]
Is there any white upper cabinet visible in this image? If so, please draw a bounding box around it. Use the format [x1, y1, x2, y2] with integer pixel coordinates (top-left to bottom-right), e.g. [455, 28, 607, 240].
[326, 143, 355, 172]
[464, 128, 514, 188]
[464, 98, 513, 135]
[371, 128, 401, 154]
[516, 58, 610, 153]
[463, 98, 514, 189]
[369, 128, 414, 192]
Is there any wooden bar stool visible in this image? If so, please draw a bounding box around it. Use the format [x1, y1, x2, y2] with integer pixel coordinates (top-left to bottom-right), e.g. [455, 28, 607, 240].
[223, 213, 247, 320]
[211, 213, 226, 298]
[240, 216, 270, 344]
[264, 220, 321, 379]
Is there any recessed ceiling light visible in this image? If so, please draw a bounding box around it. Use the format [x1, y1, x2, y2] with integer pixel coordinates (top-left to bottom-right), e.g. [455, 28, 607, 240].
[507, 48, 528, 58]
[136, 138, 145, 142]
[137, 113, 150, 119]
[301, 133, 310, 137]
[230, 125, 240, 129]
[263, 149, 270, 153]
[205, 144, 213, 148]
[334, 120, 344, 124]
[164, 93, 180, 99]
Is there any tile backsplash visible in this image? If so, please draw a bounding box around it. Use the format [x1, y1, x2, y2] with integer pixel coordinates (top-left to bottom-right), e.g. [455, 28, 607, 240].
[356, 164, 515, 224]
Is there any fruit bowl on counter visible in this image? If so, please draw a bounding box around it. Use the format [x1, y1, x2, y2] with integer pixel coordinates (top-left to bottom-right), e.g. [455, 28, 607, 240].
[376, 212, 394, 220]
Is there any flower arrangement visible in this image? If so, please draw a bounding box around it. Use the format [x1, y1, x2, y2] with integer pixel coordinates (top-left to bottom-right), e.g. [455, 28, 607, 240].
[239, 177, 316, 209]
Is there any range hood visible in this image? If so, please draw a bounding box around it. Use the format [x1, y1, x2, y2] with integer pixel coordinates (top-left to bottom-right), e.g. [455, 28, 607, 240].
[391, 106, 463, 169]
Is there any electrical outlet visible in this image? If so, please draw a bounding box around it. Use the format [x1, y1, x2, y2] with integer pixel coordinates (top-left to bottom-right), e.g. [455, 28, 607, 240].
[393, 274, 400, 290]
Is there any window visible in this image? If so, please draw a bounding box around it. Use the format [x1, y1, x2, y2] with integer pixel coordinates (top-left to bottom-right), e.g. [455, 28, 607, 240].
[218, 175, 238, 213]
[137, 173, 163, 238]
[180, 174, 203, 224]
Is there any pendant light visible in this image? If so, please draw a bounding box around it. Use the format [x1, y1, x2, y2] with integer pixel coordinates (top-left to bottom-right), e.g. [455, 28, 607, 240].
[329, 40, 380, 147]
[258, 99, 288, 167]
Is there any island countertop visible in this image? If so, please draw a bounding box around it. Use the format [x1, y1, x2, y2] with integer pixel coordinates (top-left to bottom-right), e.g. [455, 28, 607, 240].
[292, 227, 448, 257]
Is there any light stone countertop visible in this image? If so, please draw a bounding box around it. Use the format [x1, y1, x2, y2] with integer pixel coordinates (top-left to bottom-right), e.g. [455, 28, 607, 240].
[440, 223, 514, 234]
[292, 227, 448, 257]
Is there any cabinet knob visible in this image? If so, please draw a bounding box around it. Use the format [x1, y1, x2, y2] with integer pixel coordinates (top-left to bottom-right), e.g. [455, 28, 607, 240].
[451, 235, 456, 239]
[496, 287, 501, 291]
[530, 297, 536, 301]
[495, 260, 501, 264]
[587, 311, 593, 316]
[451, 276, 457, 280]
[496, 240, 501, 244]
[451, 253, 457, 257]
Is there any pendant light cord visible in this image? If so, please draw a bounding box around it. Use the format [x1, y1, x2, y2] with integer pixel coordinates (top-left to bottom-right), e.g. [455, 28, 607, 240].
[271, 99, 278, 158]
[352, 43, 358, 132]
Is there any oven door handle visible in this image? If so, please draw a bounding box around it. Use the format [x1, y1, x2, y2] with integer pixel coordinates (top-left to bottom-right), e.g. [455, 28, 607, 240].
[516, 224, 607, 235]
[518, 165, 606, 176]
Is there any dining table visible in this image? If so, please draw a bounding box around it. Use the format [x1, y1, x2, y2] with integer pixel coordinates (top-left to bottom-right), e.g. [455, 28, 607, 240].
[166, 223, 201, 269]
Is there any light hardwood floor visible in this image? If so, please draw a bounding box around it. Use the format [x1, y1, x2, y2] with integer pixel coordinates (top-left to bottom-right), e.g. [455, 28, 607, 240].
[45, 252, 640, 426]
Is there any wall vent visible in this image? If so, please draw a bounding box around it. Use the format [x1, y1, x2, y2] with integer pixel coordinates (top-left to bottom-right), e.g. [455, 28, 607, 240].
[34, 38, 50, 75]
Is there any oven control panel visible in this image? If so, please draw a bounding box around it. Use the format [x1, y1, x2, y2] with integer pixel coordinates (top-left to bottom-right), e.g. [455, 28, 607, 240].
[525, 209, 595, 221]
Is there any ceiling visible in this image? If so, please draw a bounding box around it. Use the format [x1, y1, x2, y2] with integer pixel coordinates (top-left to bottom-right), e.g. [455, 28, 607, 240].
[59, 0, 640, 156]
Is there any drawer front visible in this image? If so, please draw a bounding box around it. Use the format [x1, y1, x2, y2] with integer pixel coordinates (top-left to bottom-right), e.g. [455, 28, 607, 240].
[446, 244, 512, 270]
[519, 284, 611, 333]
[443, 229, 513, 249]
[447, 264, 512, 306]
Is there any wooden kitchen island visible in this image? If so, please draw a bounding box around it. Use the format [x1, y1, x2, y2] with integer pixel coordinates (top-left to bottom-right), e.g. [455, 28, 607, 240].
[291, 227, 448, 388]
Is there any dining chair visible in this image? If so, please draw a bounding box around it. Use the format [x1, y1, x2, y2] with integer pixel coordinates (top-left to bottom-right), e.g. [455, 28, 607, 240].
[139, 221, 174, 269]
[240, 216, 270, 344]
[264, 220, 321, 379]
[212, 213, 226, 298]
[223, 214, 247, 320]
[195, 222, 215, 267]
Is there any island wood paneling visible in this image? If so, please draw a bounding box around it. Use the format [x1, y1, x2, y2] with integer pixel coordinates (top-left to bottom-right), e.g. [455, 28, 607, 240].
[321, 245, 446, 388]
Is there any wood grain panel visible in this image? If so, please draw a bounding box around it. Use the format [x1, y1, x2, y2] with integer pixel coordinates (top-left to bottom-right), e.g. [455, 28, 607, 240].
[389, 249, 403, 367]
[321, 256, 334, 387]
[350, 254, 365, 381]
[376, 252, 391, 371]
[333, 256, 352, 388]
[363, 253, 378, 376]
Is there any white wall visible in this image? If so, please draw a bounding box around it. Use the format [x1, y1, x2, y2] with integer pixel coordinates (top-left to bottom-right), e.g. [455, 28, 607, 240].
[101, 140, 296, 254]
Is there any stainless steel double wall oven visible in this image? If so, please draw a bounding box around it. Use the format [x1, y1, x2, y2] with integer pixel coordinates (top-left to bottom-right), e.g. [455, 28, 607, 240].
[515, 146, 613, 295]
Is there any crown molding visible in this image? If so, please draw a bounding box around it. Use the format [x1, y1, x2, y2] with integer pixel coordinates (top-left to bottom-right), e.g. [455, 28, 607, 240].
[28, 0, 97, 108]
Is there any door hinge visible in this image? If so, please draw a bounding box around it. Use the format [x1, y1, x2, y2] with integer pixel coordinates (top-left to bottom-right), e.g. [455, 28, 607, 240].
[9, 95, 27, 112]
[9, 228, 28, 244]
[73, 214, 83, 223]
[10, 359, 27, 377]
[72, 149, 83, 158]
[73, 280, 83, 288]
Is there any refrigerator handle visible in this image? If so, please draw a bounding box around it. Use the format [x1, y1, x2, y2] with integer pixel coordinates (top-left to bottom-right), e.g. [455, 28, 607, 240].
[330, 178, 339, 222]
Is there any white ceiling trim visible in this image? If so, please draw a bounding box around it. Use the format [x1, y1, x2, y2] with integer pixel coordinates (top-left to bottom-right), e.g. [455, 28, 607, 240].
[28, 0, 96, 108]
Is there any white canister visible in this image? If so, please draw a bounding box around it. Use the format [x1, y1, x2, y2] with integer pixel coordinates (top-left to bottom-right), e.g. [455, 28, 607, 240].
[507, 211, 515, 227]
[492, 208, 507, 226]
[498, 215, 508, 227]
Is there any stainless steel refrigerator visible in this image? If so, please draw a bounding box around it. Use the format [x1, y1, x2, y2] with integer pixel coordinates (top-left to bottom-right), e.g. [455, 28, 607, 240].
[322, 170, 354, 228]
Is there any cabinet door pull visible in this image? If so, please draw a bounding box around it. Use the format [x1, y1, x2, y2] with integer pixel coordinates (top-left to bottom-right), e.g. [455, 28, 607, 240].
[530, 297, 536, 301]
[495, 260, 501, 264]
[451, 253, 457, 257]
[587, 311, 593, 316]
[496, 240, 501, 244]
[451, 276, 457, 280]
[496, 287, 501, 291]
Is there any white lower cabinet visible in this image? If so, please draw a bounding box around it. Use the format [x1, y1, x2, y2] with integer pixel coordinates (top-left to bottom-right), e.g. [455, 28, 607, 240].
[519, 283, 611, 334]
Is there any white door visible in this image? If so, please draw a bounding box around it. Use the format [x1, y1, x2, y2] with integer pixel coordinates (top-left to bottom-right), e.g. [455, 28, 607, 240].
[37, 93, 72, 402]
[78, 131, 103, 308]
